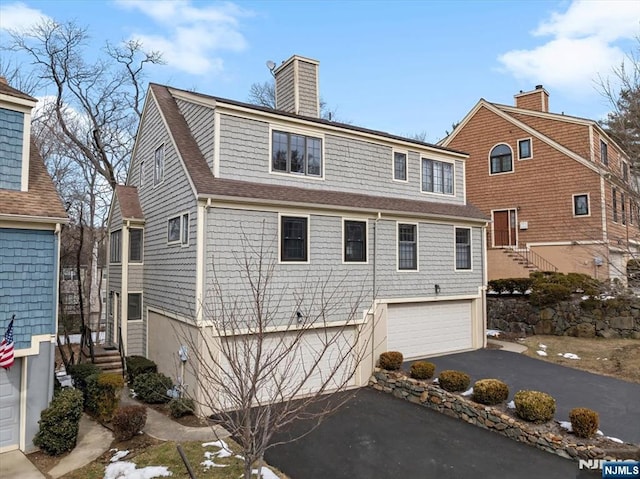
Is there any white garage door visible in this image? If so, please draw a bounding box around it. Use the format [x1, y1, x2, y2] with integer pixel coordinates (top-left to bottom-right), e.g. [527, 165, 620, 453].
[0, 358, 21, 451]
[217, 327, 358, 410]
[387, 301, 473, 359]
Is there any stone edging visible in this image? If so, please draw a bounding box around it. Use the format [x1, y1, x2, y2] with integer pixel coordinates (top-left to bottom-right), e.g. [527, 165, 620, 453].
[369, 369, 637, 462]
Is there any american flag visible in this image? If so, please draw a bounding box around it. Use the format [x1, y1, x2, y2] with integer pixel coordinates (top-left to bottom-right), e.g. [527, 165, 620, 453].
[0, 319, 15, 370]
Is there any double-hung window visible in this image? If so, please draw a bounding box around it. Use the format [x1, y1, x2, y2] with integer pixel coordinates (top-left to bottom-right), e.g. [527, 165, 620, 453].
[398, 223, 417, 270]
[129, 228, 143, 262]
[281, 216, 308, 262]
[154, 145, 164, 185]
[344, 220, 366, 262]
[600, 140, 608, 166]
[272, 131, 322, 177]
[621, 192, 626, 225]
[168, 213, 189, 246]
[393, 152, 407, 181]
[422, 159, 453, 194]
[455, 228, 471, 270]
[110, 230, 122, 263]
[128, 293, 142, 321]
[612, 188, 618, 223]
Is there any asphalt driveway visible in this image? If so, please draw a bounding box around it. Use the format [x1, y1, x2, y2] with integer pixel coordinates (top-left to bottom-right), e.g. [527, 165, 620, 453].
[265, 388, 599, 479]
[424, 348, 640, 444]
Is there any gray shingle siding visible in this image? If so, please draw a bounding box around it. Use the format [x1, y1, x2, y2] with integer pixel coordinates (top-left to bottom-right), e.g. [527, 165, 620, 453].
[275, 65, 296, 113]
[132, 97, 197, 318]
[0, 107, 24, 190]
[205, 208, 373, 326]
[176, 99, 216, 171]
[127, 320, 145, 356]
[297, 61, 318, 117]
[128, 264, 143, 290]
[204, 208, 482, 326]
[217, 113, 465, 205]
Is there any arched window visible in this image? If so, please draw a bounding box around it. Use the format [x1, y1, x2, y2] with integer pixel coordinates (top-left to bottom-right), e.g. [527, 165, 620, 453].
[490, 144, 513, 174]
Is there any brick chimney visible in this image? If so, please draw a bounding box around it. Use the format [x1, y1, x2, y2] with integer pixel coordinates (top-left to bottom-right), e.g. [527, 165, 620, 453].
[514, 85, 549, 112]
[273, 55, 320, 118]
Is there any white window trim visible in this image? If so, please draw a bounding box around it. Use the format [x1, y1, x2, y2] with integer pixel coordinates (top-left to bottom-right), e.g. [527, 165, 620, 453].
[129, 227, 144, 263]
[278, 213, 311, 264]
[572, 193, 591, 218]
[392, 149, 408, 183]
[396, 221, 419, 272]
[268, 125, 325, 180]
[420, 157, 456, 197]
[517, 138, 533, 160]
[167, 212, 189, 246]
[181, 212, 190, 247]
[153, 144, 165, 187]
[454, 226, 473, 272]
[109, 229, 122, 264]
[488, 142, 515, 176]
[342, 218, 369, 265]
[139, 160, 145, 187]
[127, 291, 144, 322]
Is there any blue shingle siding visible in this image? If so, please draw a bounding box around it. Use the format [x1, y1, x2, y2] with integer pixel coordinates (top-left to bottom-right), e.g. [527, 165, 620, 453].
[0, 228, 57, 348]
[0, 107, 25, 190]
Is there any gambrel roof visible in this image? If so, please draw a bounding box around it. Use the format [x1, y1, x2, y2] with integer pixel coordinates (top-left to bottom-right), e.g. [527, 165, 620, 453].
[144, 83, 488, 223]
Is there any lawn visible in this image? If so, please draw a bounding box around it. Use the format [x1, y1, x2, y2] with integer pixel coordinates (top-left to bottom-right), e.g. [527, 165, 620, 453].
[60, 436, 286, 479]
[516, 335, 640, 383]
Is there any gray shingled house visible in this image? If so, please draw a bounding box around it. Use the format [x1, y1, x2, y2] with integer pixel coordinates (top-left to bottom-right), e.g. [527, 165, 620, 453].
[107, 55, 488, 407]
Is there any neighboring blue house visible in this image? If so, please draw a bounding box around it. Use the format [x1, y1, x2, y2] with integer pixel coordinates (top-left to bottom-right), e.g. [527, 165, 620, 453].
[0, 78, 68, 452]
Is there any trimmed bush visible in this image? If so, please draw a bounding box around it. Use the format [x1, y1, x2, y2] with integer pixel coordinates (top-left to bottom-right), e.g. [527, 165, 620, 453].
[569, 407, 599, 438]
[33, 388, 83, 455]
[169, 397, 195, 418]
[514, 390, 556, 423]
[438, 370, 471, 392]
[68, 363, 100, 406]
[126, 355, 157, 384]
[133, 372, 173, 404]
[529, 282, 572, 306]
[472, 379, 509, 405]
[112, 405, 147, 441]
[85, 373, 124, 421]
[410, 361, 435, 380]
[378, 351, 403, 371]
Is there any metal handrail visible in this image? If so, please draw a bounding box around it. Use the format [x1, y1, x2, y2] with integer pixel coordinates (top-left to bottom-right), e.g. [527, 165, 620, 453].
[510, 247, 559, 273]
[81, 325, 95, 363]
[118, 326, 127, 379]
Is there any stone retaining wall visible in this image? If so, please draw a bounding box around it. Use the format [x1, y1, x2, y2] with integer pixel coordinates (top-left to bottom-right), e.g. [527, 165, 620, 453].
[487, 296, 640, 338]
[369, 369, 636, 462]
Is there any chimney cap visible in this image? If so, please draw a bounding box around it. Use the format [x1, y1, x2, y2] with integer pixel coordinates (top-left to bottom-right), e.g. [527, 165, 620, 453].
[535, 84, 543, 90]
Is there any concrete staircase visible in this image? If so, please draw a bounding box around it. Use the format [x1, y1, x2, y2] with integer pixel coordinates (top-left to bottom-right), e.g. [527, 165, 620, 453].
[503, 248, 538, 271]
[86, 345, 124, 377]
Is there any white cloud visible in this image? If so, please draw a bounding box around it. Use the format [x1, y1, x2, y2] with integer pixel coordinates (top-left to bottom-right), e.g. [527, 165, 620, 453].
[0, 2, 51, 33]
[498, 0, 640, 94]
[115, 0, 251, 75]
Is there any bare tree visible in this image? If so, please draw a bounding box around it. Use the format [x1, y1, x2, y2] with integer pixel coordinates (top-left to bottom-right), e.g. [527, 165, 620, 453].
[598, 37, 640, 171]
[178, 230, 373, 479]
[6, 19, 162, 335]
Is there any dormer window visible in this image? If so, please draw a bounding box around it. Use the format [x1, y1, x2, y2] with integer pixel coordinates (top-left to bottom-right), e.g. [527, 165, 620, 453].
[271, 130, 322, 177]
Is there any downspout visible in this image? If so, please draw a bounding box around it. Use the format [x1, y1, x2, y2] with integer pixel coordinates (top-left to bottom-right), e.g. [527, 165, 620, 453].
[371, 212, 381, 372]
[481, 222, 488, 348]
[122, 220, 130, 356]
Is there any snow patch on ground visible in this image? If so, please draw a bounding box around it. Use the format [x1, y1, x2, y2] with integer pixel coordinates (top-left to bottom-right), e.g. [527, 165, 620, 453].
[606, 436, 624, 443]
[432, 378, 439, 384]
[461, 387, 474, 397]
[104, 462, 172, 479]
[561, 353, 580, 360]
[486, 329, 502, 337]
[201, 439, 233, 470]
[538, 344, 547, 350]
[559, 421, 573, 432]
[110, 450, 130, 462]
[536, 350, 548, 356]
[507, 400, 515, 409]
[251, 467, 279, 479]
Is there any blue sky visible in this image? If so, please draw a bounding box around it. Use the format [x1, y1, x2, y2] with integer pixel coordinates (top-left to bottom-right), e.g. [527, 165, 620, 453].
[1, 0, 639, 142]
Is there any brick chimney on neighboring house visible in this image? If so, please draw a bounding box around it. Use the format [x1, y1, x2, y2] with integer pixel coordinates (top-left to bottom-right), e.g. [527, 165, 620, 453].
[514, 85, 549, 112]
[273, 55, 320, 118]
